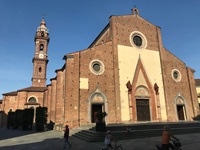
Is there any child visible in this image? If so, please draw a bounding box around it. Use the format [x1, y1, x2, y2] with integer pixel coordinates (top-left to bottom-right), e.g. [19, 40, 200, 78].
[104, 130, 114, 149]
[125, 126, 131, 136]
[63, 125, 71, 149]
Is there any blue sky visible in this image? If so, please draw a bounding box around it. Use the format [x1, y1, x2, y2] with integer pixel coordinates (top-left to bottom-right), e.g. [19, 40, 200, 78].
[0, 0, 200, 99]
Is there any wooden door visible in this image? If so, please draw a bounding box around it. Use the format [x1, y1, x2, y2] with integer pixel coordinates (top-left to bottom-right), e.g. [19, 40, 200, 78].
[136, 99, 150, 121]
[92, 104, 102, 123]
[177, 105, 185, 120]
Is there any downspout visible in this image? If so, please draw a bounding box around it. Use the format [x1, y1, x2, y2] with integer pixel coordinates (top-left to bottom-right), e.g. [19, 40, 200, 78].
[78, 52, 80, 127]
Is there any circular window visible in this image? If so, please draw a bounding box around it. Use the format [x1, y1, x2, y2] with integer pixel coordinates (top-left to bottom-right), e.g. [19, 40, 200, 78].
[130, 31, 147, 49]
[133, 35, 142, 47]
[173, 71, 179, 79]
[171, 69, 182, 82]
[89, 59, 105, 75]
[93, 63, 101, 72]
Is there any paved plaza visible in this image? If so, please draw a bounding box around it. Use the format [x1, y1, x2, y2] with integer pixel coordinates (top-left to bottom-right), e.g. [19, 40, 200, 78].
[0, 127, 200, 150]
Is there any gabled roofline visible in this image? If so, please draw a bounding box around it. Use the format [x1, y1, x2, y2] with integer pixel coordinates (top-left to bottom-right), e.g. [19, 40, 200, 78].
[88, 23, 110, 48]
[163, 47, 186, 65]
[2, 91, 17, 96]
[17, 86, 47, 92]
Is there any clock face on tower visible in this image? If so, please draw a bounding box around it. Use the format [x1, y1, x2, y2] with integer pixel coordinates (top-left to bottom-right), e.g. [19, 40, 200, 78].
[39, 53, 44, 59]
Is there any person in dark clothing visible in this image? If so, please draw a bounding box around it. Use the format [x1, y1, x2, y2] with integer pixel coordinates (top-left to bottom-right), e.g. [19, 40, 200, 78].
[63, 125, 71, 149]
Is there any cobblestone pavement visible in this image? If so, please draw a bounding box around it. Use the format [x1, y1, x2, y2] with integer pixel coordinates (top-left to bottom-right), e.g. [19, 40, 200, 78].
[0, 127, 200, 150]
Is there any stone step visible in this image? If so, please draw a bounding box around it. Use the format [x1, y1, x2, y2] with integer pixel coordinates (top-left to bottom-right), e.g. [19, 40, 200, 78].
[72, 121, 200, 142]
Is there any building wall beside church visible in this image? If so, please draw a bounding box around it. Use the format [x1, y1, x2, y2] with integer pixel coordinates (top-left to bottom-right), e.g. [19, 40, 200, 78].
[196, 83, 200, 110]
[3, 96, 17, 114]
[187, 68, 199, 116]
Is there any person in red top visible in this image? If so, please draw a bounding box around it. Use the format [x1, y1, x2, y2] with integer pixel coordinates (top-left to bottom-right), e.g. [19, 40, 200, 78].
[63, 125, 71, 149]
[161, 125, 179, 150]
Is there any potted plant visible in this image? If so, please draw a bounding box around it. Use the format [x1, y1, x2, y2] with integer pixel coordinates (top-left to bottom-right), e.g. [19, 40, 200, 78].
[95, 110, 107, 132]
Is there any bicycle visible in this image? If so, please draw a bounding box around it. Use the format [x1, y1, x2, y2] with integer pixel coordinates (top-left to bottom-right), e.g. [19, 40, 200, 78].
[100, 141, 123, 150]
[156, 139, 182, 150]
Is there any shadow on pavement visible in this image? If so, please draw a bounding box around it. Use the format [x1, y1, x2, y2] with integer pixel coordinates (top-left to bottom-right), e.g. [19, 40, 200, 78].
[0, 127, 51, 140]
[0, 138, 63, 150]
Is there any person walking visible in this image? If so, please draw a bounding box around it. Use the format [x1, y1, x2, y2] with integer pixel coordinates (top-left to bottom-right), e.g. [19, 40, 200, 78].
[63, 125, 71, 149]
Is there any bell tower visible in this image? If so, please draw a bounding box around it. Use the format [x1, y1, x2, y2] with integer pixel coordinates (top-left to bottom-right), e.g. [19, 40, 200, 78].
[32, 18, 50, 87]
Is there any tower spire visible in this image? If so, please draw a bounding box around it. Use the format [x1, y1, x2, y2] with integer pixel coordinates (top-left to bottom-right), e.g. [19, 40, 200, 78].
[37, 18, 49, 33]
[32, 19, 50, 87]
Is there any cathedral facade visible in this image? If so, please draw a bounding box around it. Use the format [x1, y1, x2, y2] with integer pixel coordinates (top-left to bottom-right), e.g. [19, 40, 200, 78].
[1, 8, 199, 128]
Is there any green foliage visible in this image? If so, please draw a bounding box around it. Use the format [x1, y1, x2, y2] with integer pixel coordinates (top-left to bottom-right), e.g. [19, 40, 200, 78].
[22, 109, 34, 130]
[96, 111, 107, 123]
[35, 107, 47, 131]
[7, 111, 15, 129]
[13, 109, 23, 129]
[95, 111, 107, 132]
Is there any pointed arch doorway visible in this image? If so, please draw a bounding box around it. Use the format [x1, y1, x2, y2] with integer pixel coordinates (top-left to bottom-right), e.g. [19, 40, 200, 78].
[133, 86, 153, 121]
[92, 104, 103, 123]
[176, 96, 186, 121]
[89, 92, 107, 123]
[177, 105, 185, 120]
[129, 57, 157, 122]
